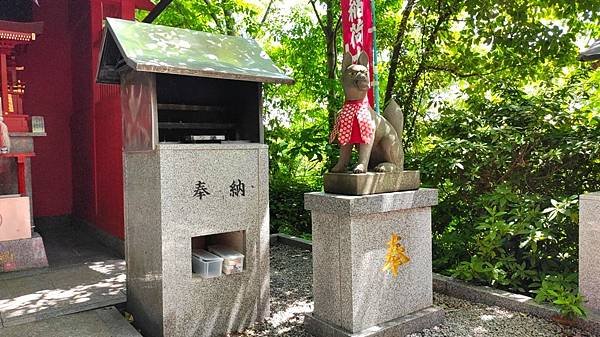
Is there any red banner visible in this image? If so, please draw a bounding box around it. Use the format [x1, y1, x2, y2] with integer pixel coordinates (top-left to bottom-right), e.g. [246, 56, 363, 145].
[341, 0, 374, 107]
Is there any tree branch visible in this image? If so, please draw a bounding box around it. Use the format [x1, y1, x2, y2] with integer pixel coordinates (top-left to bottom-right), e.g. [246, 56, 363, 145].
[260, 0, 275, 26]
[223, 7, 236, 35]
[425, 64, 505, 78]
[334, 14, 342, 34]
[309, 0, 327, 35]
[202, 0, 225, 34]
[383, 0, 416, 104]
[404, 2, 456, 147]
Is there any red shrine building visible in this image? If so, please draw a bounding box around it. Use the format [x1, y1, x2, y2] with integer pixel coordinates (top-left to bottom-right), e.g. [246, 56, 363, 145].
[0, 0, 156, 260]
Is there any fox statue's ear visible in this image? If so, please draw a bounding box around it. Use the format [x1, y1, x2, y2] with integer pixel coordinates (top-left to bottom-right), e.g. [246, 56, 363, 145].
[358, 51, 369, 67]
[342, 52, 353, 70]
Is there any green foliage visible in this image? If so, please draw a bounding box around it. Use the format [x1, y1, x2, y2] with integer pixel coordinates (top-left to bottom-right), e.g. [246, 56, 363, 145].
[270, 178, 315, 236]
[420, 68, 599, 317]
[141, 0, 600, 317]
[533, 274, 586, 319]
[266, 111, 331, 234]
[139, 0, 264, 37]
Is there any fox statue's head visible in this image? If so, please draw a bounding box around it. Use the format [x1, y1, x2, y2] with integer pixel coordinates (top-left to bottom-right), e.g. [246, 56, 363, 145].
[341, 51, 370, 101]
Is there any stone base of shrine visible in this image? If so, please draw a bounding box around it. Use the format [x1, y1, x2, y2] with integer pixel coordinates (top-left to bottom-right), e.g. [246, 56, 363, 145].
[0, 232, 48, 272]
[305, 306, 444, 337]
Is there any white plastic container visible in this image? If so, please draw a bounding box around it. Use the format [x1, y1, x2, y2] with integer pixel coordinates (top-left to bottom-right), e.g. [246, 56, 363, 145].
[192, 249, 223, 278]
[208, 245, 244, 275]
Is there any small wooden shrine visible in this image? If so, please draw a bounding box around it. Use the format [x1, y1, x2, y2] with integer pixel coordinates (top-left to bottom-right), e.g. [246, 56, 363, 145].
[0, 20, 43, 131]
[0, 19, 48, 272]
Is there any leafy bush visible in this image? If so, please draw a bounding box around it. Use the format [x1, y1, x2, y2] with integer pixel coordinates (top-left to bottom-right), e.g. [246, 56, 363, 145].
[415, 69, 600, 316]
[533, 273, 586, 319]
[270, 178, 316, 235]
[265, 108, 332, 235]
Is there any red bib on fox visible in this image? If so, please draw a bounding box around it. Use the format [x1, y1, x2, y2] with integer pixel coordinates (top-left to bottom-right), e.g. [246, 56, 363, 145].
[330, 98, 375, 145]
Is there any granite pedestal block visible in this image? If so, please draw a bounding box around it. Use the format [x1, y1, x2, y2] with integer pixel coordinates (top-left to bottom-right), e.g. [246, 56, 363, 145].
[304, 189, 443, 337]
[580, 192, 600, 314]
[0, 232, 48, 272]
[125, 144, 270, 337]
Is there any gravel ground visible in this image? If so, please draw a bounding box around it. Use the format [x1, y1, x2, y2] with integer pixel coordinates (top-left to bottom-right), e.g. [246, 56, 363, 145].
[235, 243, 593, 337]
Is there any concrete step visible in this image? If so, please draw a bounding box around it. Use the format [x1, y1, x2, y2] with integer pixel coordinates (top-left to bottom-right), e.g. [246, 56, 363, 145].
[0, 306, 141, 337]
[0, 259, 126, 327]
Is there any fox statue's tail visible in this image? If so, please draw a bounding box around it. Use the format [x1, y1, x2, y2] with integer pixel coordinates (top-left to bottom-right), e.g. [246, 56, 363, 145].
[383, 99, 403, 140]
[382, 99, 404, 169]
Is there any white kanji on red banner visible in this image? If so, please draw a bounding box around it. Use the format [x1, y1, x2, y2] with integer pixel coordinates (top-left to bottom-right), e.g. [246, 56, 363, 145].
[342, 0, 374, 107]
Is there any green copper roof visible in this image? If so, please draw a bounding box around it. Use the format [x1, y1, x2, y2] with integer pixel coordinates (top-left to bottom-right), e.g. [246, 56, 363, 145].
[579, 40, 600, 62]
[97, 18, 293, 84]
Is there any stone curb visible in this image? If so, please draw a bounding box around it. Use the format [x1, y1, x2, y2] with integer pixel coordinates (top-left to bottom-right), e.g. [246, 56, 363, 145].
[269, 233, 600, 335]
[432, 273, 560, 320]
[432, 274, 600, 335]
[269, 233, 312, 251]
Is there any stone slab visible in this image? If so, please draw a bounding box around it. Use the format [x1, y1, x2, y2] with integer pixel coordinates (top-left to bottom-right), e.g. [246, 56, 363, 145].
[580, 229, 600, 313]
[580, 193, 600, 314]
[0, 259, 126, 326]
[580, 193, 600, 232]
[323, 171, 420, 196]
[433, 273, 560, 319]
[581, 192, 600, 201]
[305, 188, 438, 215]
[0, 307, 142, 337]
[305, 306, 444, 337]
[0, 232, 48, 273]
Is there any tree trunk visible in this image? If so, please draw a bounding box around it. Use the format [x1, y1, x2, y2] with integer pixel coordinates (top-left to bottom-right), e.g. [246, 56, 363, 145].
[325, 1, 337, 132]
[310, 0, 340, 132]
[384, 0, 416, 105]
[403, 7, 454, 148]
[223, 7, 236, 35]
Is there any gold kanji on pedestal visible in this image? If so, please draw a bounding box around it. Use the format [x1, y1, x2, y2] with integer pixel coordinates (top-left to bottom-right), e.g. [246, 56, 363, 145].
[383, 232, 410, 277]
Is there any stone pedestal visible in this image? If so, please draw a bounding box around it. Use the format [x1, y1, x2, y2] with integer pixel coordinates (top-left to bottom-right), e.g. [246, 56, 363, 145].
[304, 189, 444, 337]
[125, 143, 270, 337]
[580, 192, 600, 314]
[0, 232, 48, 272]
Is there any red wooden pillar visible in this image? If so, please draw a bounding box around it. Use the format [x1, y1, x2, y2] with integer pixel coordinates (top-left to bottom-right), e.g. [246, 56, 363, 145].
[0, 53, 7, 113]
[0, 153, 35, 196]
[16, 154, 31, 196]
[80, 0, 154, 239]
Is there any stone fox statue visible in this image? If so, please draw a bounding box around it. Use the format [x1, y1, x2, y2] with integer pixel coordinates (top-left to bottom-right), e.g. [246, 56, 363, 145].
[330, 51, 404, 173]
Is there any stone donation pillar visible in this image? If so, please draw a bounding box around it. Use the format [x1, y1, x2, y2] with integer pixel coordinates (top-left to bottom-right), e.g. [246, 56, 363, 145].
[97, 18, 293, 337]
[580, 192, 600, 314]
[304, 189, 444, 337]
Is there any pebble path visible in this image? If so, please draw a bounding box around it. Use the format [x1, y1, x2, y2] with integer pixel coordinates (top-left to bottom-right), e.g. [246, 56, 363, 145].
[234, 243, 592, 337]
